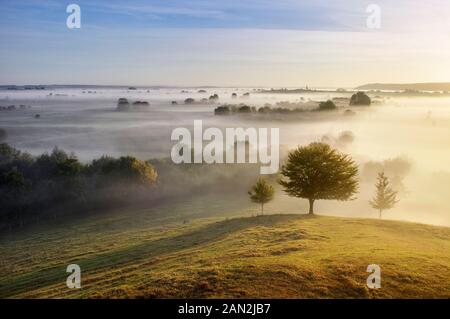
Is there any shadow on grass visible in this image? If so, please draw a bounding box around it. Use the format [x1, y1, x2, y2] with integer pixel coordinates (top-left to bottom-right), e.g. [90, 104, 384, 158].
[0, 213, 312, 298]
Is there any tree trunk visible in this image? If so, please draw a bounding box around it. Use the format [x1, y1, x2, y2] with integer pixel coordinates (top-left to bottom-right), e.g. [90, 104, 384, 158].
[379, 209, 382, 219]
[308, 199, 315, 215]
[261, 203, 264, 215]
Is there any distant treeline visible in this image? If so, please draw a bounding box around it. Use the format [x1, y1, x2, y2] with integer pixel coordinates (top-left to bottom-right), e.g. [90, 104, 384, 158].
[215, 104, 313, 115]
[0, 143, 260, 230]
[0, 143, 157, 229]
[214, 92, 371, 116]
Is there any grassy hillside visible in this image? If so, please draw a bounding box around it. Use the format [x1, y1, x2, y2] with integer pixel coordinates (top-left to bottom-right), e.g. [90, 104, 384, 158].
[1, 201, 450, 298]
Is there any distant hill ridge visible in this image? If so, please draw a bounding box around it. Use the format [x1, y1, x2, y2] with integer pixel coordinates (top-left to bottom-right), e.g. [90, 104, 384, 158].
[356, 82, 450, 91]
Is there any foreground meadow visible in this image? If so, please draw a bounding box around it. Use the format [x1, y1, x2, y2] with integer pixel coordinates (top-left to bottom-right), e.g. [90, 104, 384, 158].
[1, 196, 449, 299]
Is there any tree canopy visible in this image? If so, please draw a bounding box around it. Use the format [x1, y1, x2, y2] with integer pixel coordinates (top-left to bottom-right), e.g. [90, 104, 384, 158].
[248, 178, 274, 215]
[350, 91, 371, 106]
[0, 143, 158, 228]
[279, 143, 359, 214]
[318, 100, 336, 111]
[369, 172, 399, 219]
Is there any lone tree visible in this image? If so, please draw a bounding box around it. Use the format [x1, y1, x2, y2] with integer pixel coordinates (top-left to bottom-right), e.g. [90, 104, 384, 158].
[279, 143, 359, 214]
[350, 91, 371, 106]
[318, 100, 336, 111]
[369, 172, 399, 219]
[248, 178, 274, 215]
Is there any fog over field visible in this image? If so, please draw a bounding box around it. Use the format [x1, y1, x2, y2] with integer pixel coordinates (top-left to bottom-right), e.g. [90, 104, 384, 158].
[1, 88, 449, 226]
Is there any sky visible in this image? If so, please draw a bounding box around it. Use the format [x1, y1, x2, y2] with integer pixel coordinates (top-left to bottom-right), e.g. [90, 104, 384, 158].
[1, 0, 450, 87]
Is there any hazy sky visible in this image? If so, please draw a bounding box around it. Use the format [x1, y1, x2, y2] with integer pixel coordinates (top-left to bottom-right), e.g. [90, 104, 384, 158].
[1, 0, 450, 87]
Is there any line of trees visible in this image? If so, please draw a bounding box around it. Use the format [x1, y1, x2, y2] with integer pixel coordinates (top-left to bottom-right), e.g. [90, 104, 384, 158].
[0, 143, 158, 228]
[1, 143, 264, 230]
[1, 141, 400, 229]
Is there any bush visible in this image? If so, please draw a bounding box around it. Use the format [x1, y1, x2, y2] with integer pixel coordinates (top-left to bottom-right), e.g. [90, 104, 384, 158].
[318, 100, 336, 111]
[214, 106, 231, 115]
[338, 131, 355, 144]
[350, 92, 371, 106]
[209, 94, 219, 101]
[89, 156, 157, 185]
[238, 105, 252, 113]
[258, 106, 272, 113]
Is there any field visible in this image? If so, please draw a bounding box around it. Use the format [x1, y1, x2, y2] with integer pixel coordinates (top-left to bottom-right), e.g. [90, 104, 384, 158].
[1, 193, 449, 299]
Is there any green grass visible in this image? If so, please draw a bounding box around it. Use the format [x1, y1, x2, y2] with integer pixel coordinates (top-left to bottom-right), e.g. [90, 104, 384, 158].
[1, 197, 450, 298]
